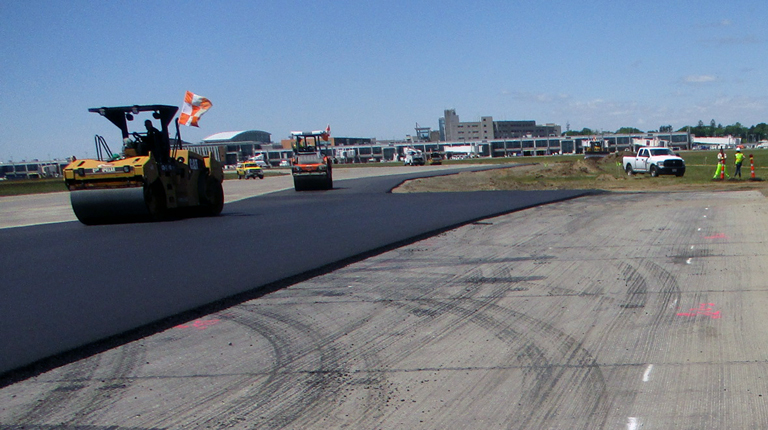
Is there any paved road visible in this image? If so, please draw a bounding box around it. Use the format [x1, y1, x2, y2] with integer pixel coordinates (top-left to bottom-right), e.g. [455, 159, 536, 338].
[0, 164, 586, 375]
[3, 168, 768, 429]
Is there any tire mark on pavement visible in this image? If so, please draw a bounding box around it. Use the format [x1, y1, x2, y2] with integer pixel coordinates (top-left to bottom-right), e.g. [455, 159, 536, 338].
[10, 342, 145, 427]
[182, 306, 387, 429]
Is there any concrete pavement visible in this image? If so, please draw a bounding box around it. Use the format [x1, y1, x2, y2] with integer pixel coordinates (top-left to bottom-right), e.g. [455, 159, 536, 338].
[3, 190, 768, 428]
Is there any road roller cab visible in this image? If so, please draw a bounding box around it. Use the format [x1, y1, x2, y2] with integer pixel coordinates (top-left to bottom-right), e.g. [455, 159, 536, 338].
[64, 105, 224, 225]
[290, 128, 333, 191]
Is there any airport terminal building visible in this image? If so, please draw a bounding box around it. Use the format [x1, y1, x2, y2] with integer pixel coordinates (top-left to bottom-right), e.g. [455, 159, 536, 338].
[441, 109, 562, 142]
[0, 160, 71, 180]
[403, 131, 692, 159]
[185, 130, 292, 167]
[161, 111, 691, 166]
[287, 131, 692, 164]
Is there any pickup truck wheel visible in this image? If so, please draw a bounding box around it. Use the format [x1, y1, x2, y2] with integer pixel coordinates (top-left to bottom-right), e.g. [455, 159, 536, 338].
[650, 165, 659, 177]
[625, 164, 633, 175]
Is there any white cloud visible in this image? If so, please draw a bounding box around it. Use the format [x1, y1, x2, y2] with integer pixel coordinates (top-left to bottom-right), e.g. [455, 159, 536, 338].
[498, 89, 768, 132]
[698, 19, 733, 28]
[699, 35, 760, 47]
[506, 91, 570, 103]
[682, 75, 718, 84]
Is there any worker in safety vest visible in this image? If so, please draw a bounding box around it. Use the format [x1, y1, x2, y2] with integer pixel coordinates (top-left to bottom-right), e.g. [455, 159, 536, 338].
[713, 147, 730, 179]
[734, 148, 744, 178]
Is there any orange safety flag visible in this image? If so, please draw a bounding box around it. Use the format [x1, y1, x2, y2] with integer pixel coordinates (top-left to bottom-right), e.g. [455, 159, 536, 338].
[321, 124, 330, 141]
[179, 91, 212, 127]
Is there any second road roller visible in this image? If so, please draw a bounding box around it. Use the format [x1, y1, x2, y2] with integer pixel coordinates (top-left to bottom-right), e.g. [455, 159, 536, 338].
[290, 126, 333, 191]
[63, 104, 224, 225]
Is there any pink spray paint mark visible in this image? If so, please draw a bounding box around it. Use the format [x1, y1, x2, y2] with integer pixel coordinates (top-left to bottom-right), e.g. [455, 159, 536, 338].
[704, 233, 727, 239]
[677, 303, 721, 319]
[175, 318, 221, 330]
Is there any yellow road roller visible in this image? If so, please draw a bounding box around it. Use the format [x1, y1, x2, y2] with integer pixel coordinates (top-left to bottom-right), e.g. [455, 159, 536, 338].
[63, 105, 224, 225]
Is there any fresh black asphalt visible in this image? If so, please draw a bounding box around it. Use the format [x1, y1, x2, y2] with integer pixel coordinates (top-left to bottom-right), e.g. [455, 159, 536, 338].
[0, 167, 594, 380]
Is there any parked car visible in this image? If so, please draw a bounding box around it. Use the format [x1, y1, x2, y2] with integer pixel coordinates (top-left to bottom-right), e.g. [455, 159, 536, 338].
[236, 162, 264, 179]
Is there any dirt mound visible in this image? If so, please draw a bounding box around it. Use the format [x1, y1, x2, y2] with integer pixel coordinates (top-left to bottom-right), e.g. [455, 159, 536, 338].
[599, 152, 625, 165]
[596, 173, 619, 181]
[536, 159, 603, 177]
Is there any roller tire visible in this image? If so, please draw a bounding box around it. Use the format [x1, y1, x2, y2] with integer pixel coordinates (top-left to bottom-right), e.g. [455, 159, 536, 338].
[200, 176, 224, 216]
[325, 164, 333, 190]
[145, 181, 168, 221]
[293, 176, 306, 191]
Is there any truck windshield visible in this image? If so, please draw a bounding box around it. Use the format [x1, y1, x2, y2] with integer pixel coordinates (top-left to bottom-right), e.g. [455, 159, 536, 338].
[650, 148, 674, 156]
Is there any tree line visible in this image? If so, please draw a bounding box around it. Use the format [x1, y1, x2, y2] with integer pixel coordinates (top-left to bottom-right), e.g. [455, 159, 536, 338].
[564, 120, 768, 142]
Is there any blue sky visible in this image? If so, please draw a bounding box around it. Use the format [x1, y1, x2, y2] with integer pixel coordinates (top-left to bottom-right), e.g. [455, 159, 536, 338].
[2, 0, 767, 161]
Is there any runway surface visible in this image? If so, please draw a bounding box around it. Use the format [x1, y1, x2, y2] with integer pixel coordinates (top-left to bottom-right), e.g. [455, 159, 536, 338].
[0, 165, 588, 377]
[3, 189, 768, 429]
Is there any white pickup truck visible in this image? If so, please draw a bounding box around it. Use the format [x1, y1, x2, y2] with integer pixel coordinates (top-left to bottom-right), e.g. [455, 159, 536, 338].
[403, 148, 426, 166]
[623, 147, 685, 177]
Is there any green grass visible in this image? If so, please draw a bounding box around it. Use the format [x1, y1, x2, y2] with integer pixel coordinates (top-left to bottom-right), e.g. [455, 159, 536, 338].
[443, 149, 768, 192]
[638, 150, 767, 183]
[0, 179, 68, 197]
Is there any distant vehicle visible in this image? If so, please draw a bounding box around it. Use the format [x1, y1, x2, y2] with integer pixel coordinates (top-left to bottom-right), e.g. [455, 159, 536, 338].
[755, 141, 768, 149]
[290, 127, 333, 191]
[403, 147, 425, 166]
[583, 138, 610, 159]
[236, 162, 264, 179]
[623, 147, 685, 177]
[247, 154, 269, 168]
[334, 148, 357, 164]
[428, 151, 444, 165]
[279, 159, 291, 167]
